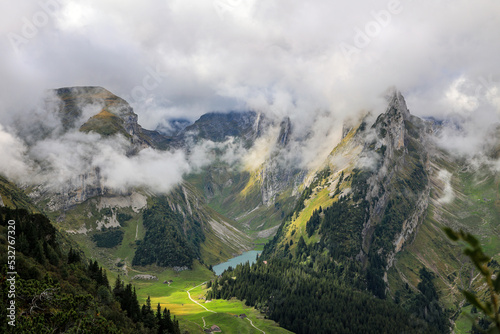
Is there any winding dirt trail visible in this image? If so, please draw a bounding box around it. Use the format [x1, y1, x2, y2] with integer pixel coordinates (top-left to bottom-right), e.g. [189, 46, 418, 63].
[186, 282, 216, 313]
[246, 317, 265, 333]
[185, 281, 266, 333]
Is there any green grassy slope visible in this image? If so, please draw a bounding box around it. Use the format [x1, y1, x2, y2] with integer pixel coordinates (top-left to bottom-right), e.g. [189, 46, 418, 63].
[80, 108, 131, 138]
[55, 86, 131, 129]
[185, 163, 297, 240]
[387, 153, 500, 333]
[0, 175, 39, 212]
[131, 261, 292, 334]
[41, 184, 251, 284]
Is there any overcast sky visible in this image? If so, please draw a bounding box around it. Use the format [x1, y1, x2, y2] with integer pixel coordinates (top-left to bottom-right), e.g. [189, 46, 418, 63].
[0, 0, 499, 188]
[1, 0, 499, 128]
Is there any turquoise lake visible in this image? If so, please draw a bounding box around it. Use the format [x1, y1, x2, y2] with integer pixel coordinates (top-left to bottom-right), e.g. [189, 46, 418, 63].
[213, 250, 261, 275]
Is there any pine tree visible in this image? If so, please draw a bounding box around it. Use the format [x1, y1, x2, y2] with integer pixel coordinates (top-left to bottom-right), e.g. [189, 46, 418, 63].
[142, 296, 156, 329]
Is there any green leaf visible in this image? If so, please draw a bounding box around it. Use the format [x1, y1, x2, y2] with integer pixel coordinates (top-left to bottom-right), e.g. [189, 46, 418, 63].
[485, 326, 500, 334]
[443, 227, 459, 241]
[462, 290, 487, 314]
[464, 249, 491, 275]
[484, 301, 493, 315]
[494, 275, 500, 293]
[463, 233, 480, 248]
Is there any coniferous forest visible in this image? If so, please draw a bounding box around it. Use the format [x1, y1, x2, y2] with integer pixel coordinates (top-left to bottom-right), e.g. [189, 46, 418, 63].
[207, 256, 448, 334]
[0, 207, 180, 334]
[132, 196, 204, 268]
[206, 174, 451, 334]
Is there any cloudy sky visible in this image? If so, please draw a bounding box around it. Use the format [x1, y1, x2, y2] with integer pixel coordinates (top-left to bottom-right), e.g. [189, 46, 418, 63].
[1, 0, 499, 125]
[0, 0, 499, 189]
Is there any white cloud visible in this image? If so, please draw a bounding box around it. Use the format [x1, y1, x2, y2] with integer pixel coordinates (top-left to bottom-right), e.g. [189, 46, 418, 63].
[0, 0, 499, 189]
[26, 129, 192, 193]
[96, 146, 190, 193]
[445, 77, 479, 112]
[437, 169, 454, 204]
[0, 124, 32, 181]
[1, 0, 498, 124]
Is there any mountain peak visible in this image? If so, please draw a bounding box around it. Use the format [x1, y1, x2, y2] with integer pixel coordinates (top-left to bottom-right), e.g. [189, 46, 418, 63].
[53, 86, 134, 131]
[179, 111, 261, 144]
[385, 88, 410, 120]
[55, 86, 118, 100]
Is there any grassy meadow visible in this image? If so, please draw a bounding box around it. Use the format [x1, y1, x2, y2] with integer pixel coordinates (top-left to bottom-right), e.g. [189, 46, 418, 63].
[129, 261, 292, 333]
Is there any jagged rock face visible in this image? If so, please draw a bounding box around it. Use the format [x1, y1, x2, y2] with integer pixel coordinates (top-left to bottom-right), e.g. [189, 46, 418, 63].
[259, 90, 440, 302]
[55, 86, 133, 130]
[178, 111, 268, 146]
[260, 158, 304, 206]
[178, 112, 301, 209]
[277, 117, 292, 147]
[35, 87, 157, 208]
[356, 91, 432, 268]
[56, 86, 156, 149]
[259, 118, 305, 205]
[65, 167, 105, 209]
[30, 167, 131, 211]
[36, 88, 282, 212]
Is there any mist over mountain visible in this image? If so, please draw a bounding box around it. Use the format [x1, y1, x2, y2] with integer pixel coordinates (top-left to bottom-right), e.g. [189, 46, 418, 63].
[2, 1, 500, 166]
[1, 1, 500, 333]
[0, 84, 499, 334]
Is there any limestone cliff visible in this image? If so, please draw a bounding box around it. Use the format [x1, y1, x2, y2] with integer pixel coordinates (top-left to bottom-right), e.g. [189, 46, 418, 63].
[358, 90, 432, 269]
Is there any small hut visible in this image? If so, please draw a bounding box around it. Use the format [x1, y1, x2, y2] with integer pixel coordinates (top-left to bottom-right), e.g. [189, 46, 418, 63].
[210, 325, 222, 332]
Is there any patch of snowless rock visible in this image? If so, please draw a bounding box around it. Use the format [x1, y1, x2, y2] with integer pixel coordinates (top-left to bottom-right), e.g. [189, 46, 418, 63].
[96, 213, 121, 230]
[132, 274, 158, 280]
[67, 192, 148, 234]
[208, 219, 250, 249]
[95, 193, 148, 230]
[256, 225, 280, 238]
[97, 192, 147, 212]
[66, 226, 90, 235]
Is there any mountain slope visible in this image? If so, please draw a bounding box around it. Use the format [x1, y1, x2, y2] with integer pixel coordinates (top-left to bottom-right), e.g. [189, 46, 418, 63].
[209, 90, 499, 333]
[5, 85, 499, 333]
[37, 183, 251, 276]
[0, 206, 182, 334]
[21, 87, 253, 280]
[0, 174, 39, 212]
[185, 116, 306, 239]
[264, 91, 432, 277]
[55, 86, 166, 149]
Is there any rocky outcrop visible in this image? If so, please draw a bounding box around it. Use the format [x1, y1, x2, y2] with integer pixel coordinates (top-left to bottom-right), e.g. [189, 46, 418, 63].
[257, 116, 307, 206]
[33, 87, 164, 208]
[259, 158, 304, 206]
[179, 111, 268, 145]
[386, 184, 429, 269]
[55, 86, 157, 149]
[357, 90, 431, 268]
[42, 168, 106, 211]
[277, 117, 292, 147]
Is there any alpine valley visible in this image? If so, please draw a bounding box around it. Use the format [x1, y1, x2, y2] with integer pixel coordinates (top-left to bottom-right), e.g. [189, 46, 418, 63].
[1, 86, 499, 333]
